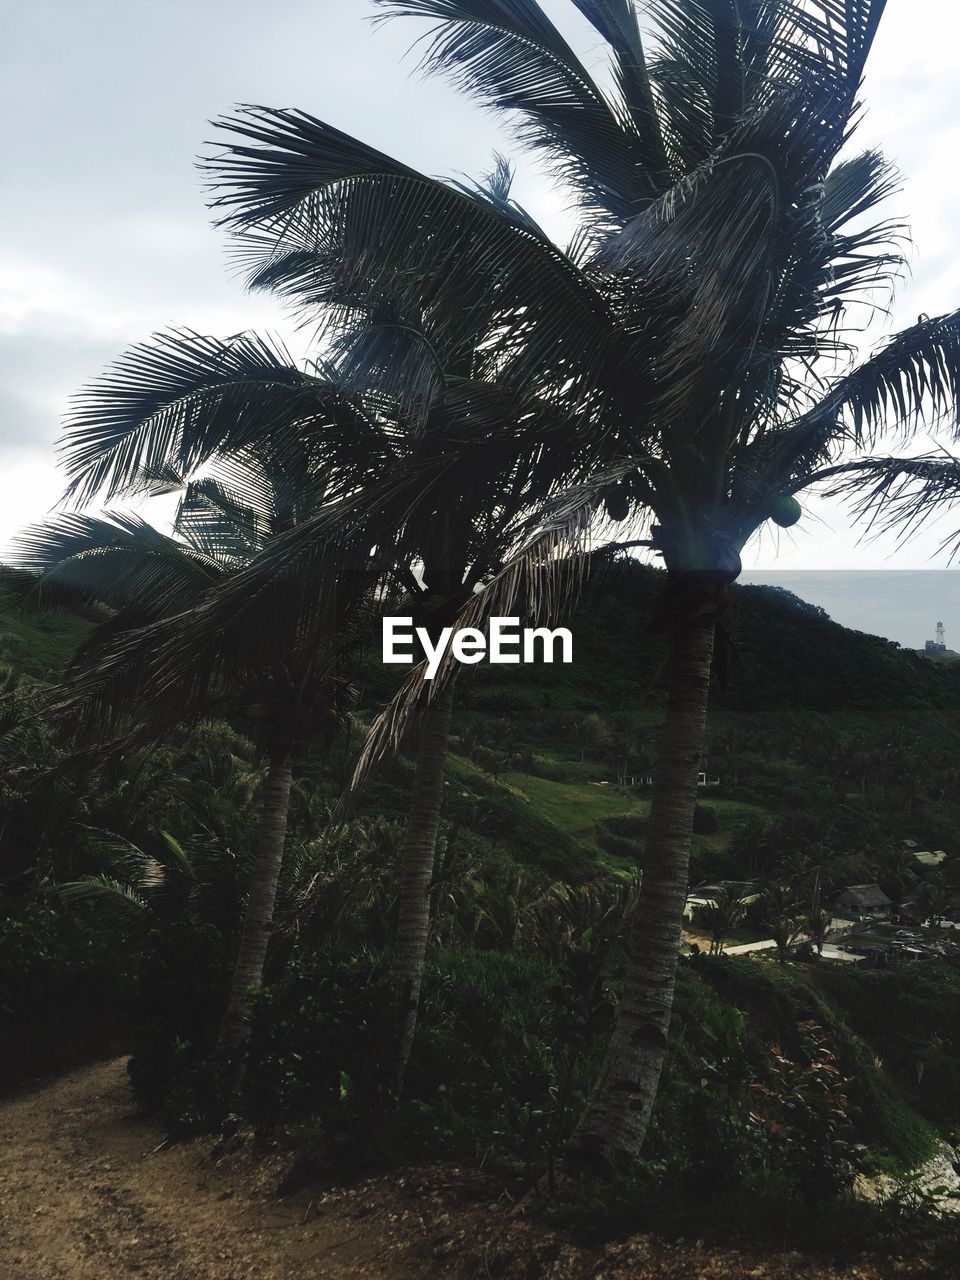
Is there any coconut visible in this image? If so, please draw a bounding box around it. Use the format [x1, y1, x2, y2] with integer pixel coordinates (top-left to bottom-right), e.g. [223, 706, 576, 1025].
[768, 494, 802, 528]
[604, 486, 630, 523]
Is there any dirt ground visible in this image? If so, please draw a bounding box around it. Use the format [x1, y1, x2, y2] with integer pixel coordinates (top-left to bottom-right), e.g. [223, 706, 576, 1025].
[0, 1057, 939, 1278]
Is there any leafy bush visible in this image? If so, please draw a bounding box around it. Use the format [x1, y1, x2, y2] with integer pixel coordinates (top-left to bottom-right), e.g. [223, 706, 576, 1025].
[692, 804, 719, 834]
[594, 814, 646, 860]
[238, 945, 612, 1181]
[748, 1020, 860, 1205]
[127, 917, 231, 1125]
[243, 951, 394, 1149]
[0, 901, 132, 1090]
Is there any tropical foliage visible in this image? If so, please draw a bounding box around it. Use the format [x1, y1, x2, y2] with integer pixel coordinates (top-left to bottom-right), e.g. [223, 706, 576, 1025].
[3, 0, 960, 1253]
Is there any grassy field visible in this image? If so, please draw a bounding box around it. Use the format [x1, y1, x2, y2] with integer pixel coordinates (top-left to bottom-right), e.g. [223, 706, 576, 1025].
[0, 594, 91, 681]
[502, 771, 649, 838]
[498, 770, 762, 877]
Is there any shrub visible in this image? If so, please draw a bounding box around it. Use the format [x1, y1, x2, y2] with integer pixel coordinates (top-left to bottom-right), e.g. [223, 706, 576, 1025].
[240, 946, 612, 1180]
[0, 901, 131, 1091]
[595, 814, 647, 859]
[127, 916, 231, 1125]
[748, 1020, 860, 1206]
[692, 804, 719, 834]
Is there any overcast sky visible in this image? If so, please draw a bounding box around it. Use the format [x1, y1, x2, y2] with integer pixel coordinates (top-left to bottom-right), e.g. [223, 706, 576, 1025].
[2, 0, 959, 642]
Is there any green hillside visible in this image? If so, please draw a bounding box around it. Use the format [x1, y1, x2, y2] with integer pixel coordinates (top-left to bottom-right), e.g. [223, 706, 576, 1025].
[4, 560, 960, 1207]
[353, 562, 960, 890]
[915, 648, 960, 665]
[0, 580, 91, 682]
[7, 558, 960, 884]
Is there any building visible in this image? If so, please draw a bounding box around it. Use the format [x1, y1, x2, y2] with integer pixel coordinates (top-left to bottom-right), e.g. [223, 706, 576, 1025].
[913, 850, 947, 868]
[925, 621, 947, 652]
[628, 771, 720, 787]
[684, 880, 758, 919]
[834, 883, 893, 920]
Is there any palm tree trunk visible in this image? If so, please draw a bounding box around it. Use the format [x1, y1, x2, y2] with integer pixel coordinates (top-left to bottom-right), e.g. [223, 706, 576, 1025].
[218, 750, 293, 1057]
[391, 681, 455, 1096]
[567, 608, 716, 1170]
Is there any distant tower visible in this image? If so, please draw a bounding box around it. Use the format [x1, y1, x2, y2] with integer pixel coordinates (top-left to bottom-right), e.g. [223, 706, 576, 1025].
[925, 621, 947, 653]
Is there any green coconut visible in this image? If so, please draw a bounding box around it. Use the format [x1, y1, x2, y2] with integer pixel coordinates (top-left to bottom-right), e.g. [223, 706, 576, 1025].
[604, 486, 630, 523]
[768, 494, 802, 527]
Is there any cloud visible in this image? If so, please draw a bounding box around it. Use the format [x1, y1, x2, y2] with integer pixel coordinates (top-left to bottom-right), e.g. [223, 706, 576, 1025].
[2, 0, 960, 637]
[0, 456, 63, 553]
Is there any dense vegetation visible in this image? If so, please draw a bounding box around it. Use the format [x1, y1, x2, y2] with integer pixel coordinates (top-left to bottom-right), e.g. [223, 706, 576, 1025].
[3, 563, 959, 1248]
[5, 0, 960, 1265]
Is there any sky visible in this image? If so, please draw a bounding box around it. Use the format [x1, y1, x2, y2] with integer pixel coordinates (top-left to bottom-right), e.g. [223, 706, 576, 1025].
[737, 571, 960, 652]
[2, 0, 959, 644]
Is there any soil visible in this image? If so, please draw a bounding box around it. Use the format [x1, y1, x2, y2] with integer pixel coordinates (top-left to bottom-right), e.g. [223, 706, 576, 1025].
[0, 1058, 940, 1278]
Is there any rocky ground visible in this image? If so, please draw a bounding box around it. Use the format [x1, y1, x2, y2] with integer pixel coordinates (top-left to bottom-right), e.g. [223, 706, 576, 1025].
[0, 1058, 946, 1278]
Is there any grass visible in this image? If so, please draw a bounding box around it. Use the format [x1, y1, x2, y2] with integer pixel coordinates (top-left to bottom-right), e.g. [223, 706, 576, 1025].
[502, 771, 649, 841]
[0, 596, 91, 682]
[497, 771, 761, 881]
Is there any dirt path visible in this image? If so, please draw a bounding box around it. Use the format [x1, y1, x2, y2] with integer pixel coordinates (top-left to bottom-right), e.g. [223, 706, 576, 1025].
[0, 1057, 422, 1279]
[0, 1058, 940, 1279]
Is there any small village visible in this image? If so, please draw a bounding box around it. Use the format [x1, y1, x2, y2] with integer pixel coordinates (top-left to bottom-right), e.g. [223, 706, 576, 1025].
[685, 839, 960, 967]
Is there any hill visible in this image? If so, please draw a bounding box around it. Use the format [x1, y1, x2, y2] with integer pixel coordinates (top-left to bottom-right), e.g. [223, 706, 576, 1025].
[3, 559, 960, 1197]
[0, 573, 92, 681]
[6, 558, 960, 882]
[914, 647, 960, 665]
[351, 561, 960, 888]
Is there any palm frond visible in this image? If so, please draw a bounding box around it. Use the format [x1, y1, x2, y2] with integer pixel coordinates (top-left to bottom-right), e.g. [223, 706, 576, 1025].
[60, 328, 370, 506]
[568, 1, 665, 168]
[374, 0, 669, 221]
[344, 459, 652, 801]
[205, 108, 636, 422]
[12, 512, 222, 617]
[826, 452, 960, 555]
[56, 874, 149, 926]
[647, 0, 768, 170]
[821, 148, 900, 233]
[207, 108, 640, 414]
[174, 476, 266, 566]
[40, 512, 374, 754]
[776, 0, 885, 101]
[74, 826, 175, 891]
[804, 309, 960, 459]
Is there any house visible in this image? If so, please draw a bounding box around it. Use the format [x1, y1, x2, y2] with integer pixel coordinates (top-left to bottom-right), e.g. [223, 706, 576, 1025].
[912, 850, 947, 868]
[684, 880, 758, 919]
[628, 771, 720, 787]
[834, 884, 893, 920]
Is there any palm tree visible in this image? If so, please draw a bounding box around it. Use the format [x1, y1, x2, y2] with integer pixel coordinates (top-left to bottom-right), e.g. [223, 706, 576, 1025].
[803, 906, 833, 957]
[875, 841, 918, 906]
[198, 0, 960, 1166]
[15, 443, 365, 1056]
[699, 884, 746, 956]
[908, 873, 952, 929]
[50, 321, 574, 1093]
[761, 884, 805, 964]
